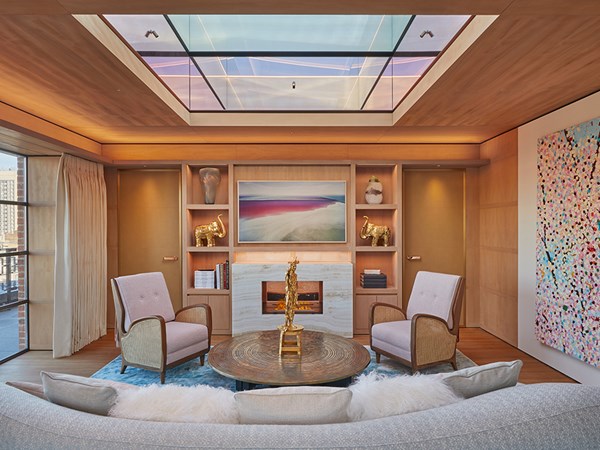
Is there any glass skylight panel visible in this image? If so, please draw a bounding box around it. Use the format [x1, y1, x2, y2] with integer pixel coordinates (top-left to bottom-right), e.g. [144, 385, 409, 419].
[363, 56, 434, 110]
[195, 56, 388, 110]
[102, 14, 471, 112]
[168, 15, 411, 52]
[142, 56, 191, 108]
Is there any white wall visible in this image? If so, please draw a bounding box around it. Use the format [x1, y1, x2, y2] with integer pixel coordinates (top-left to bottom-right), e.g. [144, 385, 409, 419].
[518, 91, 600, 384]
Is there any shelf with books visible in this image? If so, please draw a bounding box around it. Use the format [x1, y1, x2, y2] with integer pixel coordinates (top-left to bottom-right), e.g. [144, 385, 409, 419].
[352, 163, 401, 334]
[182, 163, 233, 334]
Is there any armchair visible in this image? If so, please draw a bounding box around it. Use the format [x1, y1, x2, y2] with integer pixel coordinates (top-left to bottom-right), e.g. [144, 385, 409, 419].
[111, 272, 212, 383]
[370, 271, 465, 373]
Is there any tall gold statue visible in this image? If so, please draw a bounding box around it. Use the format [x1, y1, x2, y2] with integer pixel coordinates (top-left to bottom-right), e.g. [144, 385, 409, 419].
[282, 257, 299, 332]
[278, 258, 303, 356]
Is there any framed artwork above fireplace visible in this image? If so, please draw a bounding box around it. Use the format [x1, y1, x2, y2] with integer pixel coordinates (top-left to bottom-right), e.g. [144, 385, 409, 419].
[237, 180, 346, 243]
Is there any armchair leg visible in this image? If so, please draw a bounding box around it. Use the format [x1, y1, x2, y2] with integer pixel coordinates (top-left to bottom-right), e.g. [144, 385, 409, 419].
[375, 353, 381, 363]
[450, 355, 457, 371]
[120, 361, 127, 374]
[200, 355, 205, 366]
[160, 371, 166, 384]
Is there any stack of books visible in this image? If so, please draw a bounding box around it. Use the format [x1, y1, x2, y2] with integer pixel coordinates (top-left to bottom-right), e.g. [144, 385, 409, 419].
[360, 270, 387, 288]
[215, 260, 230, 290]
[194, 270, 215, 289]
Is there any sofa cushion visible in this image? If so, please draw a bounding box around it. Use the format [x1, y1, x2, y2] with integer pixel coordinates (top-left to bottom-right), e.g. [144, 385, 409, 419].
[5, 381, 47, 400]
[41, 371, 137, 416]
[235, 386, 352, 425]
[442, 360, 523, 398]
[348, 372, 461, 421]
[110, 384, 238, 424]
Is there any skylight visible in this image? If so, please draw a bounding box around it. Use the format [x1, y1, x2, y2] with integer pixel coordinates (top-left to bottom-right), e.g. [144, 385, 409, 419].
[104, 15, 469, 112]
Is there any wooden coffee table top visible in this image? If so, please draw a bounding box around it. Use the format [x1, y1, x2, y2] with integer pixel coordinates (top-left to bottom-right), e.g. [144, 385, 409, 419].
[208, 330, 371, 387]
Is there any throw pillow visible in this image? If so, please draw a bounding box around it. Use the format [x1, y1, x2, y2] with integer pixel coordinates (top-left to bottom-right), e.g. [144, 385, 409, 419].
[442, 360, 523, 399]
[348, 372, 461, 422]
[109, 384, 238, 424]
[5, 381, 47, 400]
[235, 386, 352, 425]
[40, 372, 138, 416]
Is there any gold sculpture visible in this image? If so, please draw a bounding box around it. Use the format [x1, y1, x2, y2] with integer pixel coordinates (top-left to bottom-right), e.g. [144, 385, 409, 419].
[278, 257, 304, 356]
[194, 214, 227, 247]
[359, 215, 391, 247]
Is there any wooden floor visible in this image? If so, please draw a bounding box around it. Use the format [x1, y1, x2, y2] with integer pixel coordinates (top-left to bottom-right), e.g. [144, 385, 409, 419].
[0, 327, 575, 385]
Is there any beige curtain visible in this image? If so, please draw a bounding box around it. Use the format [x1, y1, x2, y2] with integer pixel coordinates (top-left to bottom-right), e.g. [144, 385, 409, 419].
[53, 154, 107, 358]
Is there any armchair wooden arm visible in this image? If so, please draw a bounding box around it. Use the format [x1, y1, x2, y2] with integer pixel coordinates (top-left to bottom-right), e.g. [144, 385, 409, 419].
[411, 314, 457, 370]
[369, 302, 406, 328]
[120, 315, 166, 371]
[175, 304, 212, 347]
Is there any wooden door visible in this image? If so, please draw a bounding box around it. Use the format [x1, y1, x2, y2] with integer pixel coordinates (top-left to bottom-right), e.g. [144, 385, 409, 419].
[403, 170, 465, 319]
[118, 170, 182, 310]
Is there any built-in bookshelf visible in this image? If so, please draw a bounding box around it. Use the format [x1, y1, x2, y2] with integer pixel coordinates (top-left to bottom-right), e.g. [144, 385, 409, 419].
[352, 163, 401, 334]
[182, 163, 232, 334]
[182, 161, 401, 335]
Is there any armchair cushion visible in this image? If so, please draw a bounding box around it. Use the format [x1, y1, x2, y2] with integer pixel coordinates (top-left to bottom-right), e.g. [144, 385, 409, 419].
[114, 272, 175, 330]
[165, 322, 209, 364]
[406, 271, 461, 329]
[371, 320, 412, 362]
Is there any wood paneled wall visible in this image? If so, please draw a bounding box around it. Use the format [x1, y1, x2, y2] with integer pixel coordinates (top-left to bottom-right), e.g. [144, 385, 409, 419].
[479, 130, 518, 345]
[28, 157, 60, 350]
[103, 143, 480, 163]
[465, 168, 480, 326]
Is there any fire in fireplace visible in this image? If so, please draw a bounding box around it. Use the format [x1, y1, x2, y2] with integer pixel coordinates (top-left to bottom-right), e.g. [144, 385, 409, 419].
[262, 281, 323, 314]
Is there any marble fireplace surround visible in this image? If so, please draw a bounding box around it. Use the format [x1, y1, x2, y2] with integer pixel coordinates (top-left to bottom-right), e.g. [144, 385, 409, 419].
[231, 263, 353, 337]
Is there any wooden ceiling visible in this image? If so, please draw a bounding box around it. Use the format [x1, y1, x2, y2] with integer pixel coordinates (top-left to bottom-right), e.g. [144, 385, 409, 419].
[0, 0, 599, 149]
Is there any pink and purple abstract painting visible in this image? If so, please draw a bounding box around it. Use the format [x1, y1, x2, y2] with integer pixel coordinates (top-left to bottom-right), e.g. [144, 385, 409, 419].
[238, 181, 346, 243]
[536, 117, 600, 367]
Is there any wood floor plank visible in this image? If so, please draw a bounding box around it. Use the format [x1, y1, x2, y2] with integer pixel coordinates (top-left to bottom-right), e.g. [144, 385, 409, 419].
[0, 328, 575, 384]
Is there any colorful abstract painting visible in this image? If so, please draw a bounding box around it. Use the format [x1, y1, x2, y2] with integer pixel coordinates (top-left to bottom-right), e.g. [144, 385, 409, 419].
[536, 117, 600, 367]
[238, 181, 346, 243]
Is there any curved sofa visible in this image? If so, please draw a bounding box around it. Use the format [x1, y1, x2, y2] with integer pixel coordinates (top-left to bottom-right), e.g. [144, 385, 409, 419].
[1, 382, 600, 449]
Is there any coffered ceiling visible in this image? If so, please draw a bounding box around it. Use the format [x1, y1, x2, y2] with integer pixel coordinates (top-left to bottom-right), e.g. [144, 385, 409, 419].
[0, 0, 599, 148]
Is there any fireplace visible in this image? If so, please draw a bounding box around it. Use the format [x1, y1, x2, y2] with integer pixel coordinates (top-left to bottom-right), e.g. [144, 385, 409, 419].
[262, 281, 323, 315]
[232, 263, 353, 336]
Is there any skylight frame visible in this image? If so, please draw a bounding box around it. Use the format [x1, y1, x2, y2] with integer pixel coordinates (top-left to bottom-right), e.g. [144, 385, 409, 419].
[102, 14, 471, 113]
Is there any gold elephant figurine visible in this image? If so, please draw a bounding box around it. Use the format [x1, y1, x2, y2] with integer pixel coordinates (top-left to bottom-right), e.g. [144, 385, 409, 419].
[194, 214, 227, 247]
[359, 215, 391, 247]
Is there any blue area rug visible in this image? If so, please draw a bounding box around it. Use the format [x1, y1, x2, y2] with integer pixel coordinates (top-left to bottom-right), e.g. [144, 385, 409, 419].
[92, 349, 475, 389]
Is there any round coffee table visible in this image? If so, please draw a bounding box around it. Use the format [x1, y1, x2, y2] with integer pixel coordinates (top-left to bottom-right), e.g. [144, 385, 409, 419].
[208, 330, 371, 391]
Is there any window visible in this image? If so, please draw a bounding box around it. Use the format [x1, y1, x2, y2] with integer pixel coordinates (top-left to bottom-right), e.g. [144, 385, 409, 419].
[0, 150, 28, 363]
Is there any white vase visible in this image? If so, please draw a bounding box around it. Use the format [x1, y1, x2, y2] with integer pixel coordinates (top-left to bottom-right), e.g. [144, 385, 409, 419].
[365, 176, 383, 204]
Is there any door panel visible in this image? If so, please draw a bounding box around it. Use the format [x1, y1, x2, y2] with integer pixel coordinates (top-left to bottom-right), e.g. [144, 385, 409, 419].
[118, 170, 182, 310]
[403, 170, 465, 320]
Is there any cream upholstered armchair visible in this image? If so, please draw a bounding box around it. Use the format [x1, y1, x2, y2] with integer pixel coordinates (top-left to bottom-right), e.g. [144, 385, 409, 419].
[111, 272, 212, 384]
[370, 271, 465, 373]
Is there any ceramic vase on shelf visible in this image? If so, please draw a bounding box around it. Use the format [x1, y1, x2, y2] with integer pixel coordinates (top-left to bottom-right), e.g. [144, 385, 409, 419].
[199, 167, 221, 204]
[365, 175, 383, 204]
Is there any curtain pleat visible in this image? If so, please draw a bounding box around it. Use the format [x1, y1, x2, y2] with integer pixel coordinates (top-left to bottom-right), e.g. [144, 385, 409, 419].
[53, 154, 107, 358]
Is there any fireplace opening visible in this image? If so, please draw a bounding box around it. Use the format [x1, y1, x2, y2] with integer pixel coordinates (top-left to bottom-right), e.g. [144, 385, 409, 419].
[262, 281, 323, 314]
